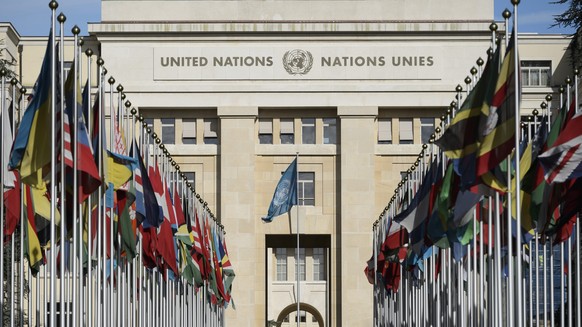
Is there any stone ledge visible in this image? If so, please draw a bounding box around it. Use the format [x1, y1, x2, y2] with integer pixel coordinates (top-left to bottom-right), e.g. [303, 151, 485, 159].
[89, 21, 494, 35]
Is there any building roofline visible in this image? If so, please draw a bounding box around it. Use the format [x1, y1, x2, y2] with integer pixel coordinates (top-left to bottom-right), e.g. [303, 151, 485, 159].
[0, 22, 21, 44]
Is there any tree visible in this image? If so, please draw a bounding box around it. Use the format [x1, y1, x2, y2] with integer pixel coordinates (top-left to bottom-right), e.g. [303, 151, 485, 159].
[553, 0, 582, 67]
[0, 38, 17, 78]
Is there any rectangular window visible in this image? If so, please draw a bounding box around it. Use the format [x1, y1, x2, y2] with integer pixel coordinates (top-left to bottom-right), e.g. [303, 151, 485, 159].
[276, 248, 287, 281]
[280, 118, 295, 144]
[297, 248, 306, 281]
[204, 118, 218, 144]
[378, 119, 392, 144]
[521, 60, 551, 87]
[295, 311, 306, 323]
[144, 118, 154, 129]
[298, 172, 315, 206]
[301, 118, 315, 144]
[313, 248, 325, 281]
[182, 119, 197, 144]
[323, 118, 337, 144]
[399, 118, 413, 144]
[46, 302, 72, 326]
[521, 116, 536, 142]
[161, 118, 175, 144]
[63, 61, 73, 79]
[184, 172, 195, 189]
[176, 172, 195, 198]
[420, 118, 434, 144]
[259, 119, 273, 144]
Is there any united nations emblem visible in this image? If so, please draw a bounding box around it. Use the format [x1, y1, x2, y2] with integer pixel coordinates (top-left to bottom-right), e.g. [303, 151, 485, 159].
[282, 49, 313, 75]
[273, 180, 291, 206]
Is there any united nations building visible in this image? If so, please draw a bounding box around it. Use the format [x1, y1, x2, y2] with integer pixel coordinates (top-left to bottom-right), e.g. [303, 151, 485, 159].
[0, 0, 574, 326]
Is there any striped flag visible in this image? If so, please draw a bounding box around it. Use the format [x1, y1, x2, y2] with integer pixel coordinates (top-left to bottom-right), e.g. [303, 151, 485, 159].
[134, 144, 162, 228]
[62, 101, 74, 168]
[150, 164, 170, 224]
[64, 64, 101, 202]
[131, 143, 145, 222]
[538, 112, 582, 183]
[192, 211, 203, 255]
[220, 237, 235, 301]
[9, 30, 54, 187]
[475, 31, 518, 176]
[173, 184, 190, 244]
[434, 46, 500, 160]
[190, 210, 207, 284]
[148, 163, 178, 276]
[427, 162, 460, 248]
[393, 159, 441, 233]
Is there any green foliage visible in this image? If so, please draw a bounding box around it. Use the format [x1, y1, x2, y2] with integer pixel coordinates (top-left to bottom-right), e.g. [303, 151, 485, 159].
[553, 0, 582, 66]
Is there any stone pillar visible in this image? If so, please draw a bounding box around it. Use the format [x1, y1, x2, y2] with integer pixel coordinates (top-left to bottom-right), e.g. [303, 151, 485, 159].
[338, 106, 377, 327]
[219, 106, 261, 327]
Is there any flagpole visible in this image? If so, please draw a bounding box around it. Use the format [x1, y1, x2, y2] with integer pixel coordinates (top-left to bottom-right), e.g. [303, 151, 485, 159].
[48, 2, 59, 326]
[108, 75, 116, 327]
[0, 64, 7, 327]
[500, 7, 514, 327]
[295, 152, 300, 327]
[131, 107, 138, 327]
[119, 94, 127, 327]
[70, 25, 81, 327]
[550, 238, 555, 327]
[9, 81, 17, 327]
[19, 116, 29, 327]
[542, 237, 547, 327]
[85, 47, 94, 327]
[560, 241, 565, 327]
[97, 57, 105, 327]
[10, 189, 15, 327]
[487, 24, 502, 326]
[565, 78, 572, 327]
[5, 80, 14, 327]
[56, 13, 69, 327]
[511, 2, 524, 327]
[567, 237, 573, 327]
[81, 37, 91, 327]
[479, 210, 484, 326]
[575, 67, 582, 327]
[138, 121, 145, 327]
[116, 86, 124, 327]
[540, 98, 549, 327]
[14, 82, 25, 327]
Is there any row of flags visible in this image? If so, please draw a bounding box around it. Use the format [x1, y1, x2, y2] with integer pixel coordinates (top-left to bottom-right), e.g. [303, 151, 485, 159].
[0, 19, 235, 326]
[367, 27, 582, 302]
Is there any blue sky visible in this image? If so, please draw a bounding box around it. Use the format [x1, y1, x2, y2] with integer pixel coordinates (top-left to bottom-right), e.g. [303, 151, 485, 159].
[0, 0, 577, 36]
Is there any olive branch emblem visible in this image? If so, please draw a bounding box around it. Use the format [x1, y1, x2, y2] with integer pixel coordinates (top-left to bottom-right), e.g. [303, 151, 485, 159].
[282, 49, 313, 75]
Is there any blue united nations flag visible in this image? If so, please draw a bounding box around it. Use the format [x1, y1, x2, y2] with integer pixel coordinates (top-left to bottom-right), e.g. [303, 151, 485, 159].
[262, 158, 298, 223]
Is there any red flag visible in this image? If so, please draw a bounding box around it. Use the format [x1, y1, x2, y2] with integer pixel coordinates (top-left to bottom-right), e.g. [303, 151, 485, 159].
[140, 226, 158, 269]
[381, 261, 402, 292]
[173, 185, 185, 227]
[157, 219, 178, 277]
[4, 173, 21, 237]
[163, 179, 177, 227]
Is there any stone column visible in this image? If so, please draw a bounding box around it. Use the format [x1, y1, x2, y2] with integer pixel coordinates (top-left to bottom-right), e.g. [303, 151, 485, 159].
[338, 106, 377, 327]
[219, 106, 261, 327]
